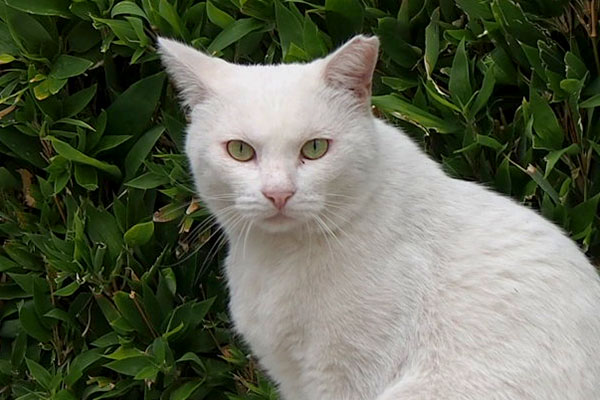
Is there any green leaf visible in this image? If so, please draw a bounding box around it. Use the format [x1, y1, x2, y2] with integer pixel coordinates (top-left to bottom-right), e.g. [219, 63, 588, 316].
[124, 221, 154, 247]
[44, 309, 77, 327]
[488, 47, 518, 85]
[177, 352, 204, 367]
[9, 273, 44, 295]
[302, 15, 327, 59]
[53, 280, 80, 297]
[528, 90, 564, 150]
[63, 85, 97, 118]
[207, 18, 265, 54]
[5, 244, 42, 271]
[285, 42, 308, 62]
[106, 72, 165, 138]
[54, 390, 77, 400]
[495, 157, 511, 194]
[48, 137, 121, 178]
[449, 39, 472, 108]
[91, 17, 137, 45]
[55, 117, 95, 131]
[560, 78, 584, 95]
[565, 52, 587, 80]
[570, 194, 600, 235]
[0, 283, 27, 299]
[0, 255, 19, 272]
[493, 0, 545, 46]
[521, 42, 547, 80]
[74, 164, 98, 191]
[153, 202, 186, 223]
[170, 380, 204, 400]
[3, 5, 57, 57]
[470, 68, 496, 116]
[134, 365, 159, 380]
[95, 294, 123, 324]
[19, 301, 52, 342]
[206, 0, 235, 29]
[93, 135, 132, 154]
[0, 167, 18, 190]
[25, 358, 53, 390]
[113, 291, 154, 338]
[124, 125, 165, 179]
[423, 81, 462, 112]
[544, 143, 579, 177]
[5, 0, 70, 18]
[424, 8, 440, 76]
[11, 332, 27, 370]
[381, 76, 418, 92]
[0, 53, 15, 63]
[525, 164, 560, 204]
[0, 127, 45, 168]
[376, 18, 421, 69]
[50, 55, 93, 80]
[91, 332, 120, 348]
[274, 1, 303, 56]
[125, 172, 169, 190]
[158, 1, 185, 38]
[456, 0, 493, 20]
[580, 94, 600, 108]
[111, 1, 148, 21]
[372, 95, 460, 133]
[86, 207, 124, 260]
[104, 346, 146, 360]
[105, 356, 154, 377]
[476, 135, 505, 152]
[163, 298, 214, 339]
[325, 0, 364, 43]
[150, 337, 167, 364]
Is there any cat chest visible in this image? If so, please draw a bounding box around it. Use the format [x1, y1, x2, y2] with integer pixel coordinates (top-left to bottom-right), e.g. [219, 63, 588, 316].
[227, 260, 406, 400]
[226, 255, 404, 390]
[227, 261, 318, 357]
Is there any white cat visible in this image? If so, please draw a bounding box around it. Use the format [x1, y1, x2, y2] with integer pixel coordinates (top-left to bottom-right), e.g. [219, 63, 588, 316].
[159, 35, 600, 400]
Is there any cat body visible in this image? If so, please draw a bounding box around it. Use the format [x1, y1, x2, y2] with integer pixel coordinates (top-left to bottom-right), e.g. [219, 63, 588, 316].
[159, 35, 600, 400]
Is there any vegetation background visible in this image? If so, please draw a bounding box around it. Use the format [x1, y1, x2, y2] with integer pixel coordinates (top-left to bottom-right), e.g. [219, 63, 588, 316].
[0, 0, 599, 399]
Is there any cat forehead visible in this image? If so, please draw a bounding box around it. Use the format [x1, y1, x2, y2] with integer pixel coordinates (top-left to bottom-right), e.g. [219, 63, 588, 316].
[196, 63, 331, 138]
[215, 62, 323, 97]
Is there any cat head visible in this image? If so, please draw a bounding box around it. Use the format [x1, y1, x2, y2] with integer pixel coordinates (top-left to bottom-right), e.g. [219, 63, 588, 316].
[159, 35, 380, 235]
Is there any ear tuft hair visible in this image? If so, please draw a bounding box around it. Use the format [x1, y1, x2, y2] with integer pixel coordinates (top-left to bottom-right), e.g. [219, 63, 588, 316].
[157, 37, 225, 110]
[323, 35, 380, 102]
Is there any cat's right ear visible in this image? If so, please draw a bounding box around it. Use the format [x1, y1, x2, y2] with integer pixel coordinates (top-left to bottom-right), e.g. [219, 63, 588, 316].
[322, 35, 379, 104]
[157, 37, 225, 110]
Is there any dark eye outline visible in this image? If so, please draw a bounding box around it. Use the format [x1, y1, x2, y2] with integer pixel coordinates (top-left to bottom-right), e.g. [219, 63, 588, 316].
[301, 139, 329, 160]
[226, 140, 255, 162]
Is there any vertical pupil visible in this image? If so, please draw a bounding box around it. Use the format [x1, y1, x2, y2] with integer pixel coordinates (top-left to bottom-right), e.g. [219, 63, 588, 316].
[313, 140, 317, 152]
[239, 142, 243, 154]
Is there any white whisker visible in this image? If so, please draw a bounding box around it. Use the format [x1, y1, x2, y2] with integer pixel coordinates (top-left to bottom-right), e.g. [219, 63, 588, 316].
[242, 218, 254, 260]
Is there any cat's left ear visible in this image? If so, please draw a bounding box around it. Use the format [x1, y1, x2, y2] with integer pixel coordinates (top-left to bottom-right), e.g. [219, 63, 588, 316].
[157, 37, 227, 110]
[322, 35, 379, 102]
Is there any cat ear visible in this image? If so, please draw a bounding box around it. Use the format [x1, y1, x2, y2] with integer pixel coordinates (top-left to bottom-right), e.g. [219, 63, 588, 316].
[322, 35, 379, 102]
[157, 37, 226, 109]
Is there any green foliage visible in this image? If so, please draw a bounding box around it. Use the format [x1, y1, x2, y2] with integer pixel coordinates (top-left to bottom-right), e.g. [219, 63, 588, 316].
[0, 0, 599, 399]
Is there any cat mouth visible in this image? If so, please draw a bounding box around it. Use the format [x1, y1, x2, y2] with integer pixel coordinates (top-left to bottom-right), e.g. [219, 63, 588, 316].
[264, 213, 294, 223]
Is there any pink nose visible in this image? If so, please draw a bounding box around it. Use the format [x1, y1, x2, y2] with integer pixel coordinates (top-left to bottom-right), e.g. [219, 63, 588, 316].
[262, 190, 295, 210]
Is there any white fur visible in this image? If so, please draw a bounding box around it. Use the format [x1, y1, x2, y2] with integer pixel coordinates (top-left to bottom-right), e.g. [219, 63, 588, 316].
[159, 36, 600, 400]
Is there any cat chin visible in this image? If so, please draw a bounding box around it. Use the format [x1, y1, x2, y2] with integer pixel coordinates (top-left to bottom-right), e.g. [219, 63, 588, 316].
[254, 214, 304, 234]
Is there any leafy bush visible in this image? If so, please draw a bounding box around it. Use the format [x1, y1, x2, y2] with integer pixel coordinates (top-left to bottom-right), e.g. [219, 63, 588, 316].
[0, 0, 598, 399]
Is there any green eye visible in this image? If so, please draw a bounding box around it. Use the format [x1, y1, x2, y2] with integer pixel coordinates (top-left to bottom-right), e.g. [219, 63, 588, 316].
[301, 139, 329, 160]
[227, 140, 255, 162]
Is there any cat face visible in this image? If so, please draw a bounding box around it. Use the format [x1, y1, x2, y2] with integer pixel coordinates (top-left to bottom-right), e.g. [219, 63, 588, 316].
[159, 36, 379, 235]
